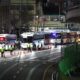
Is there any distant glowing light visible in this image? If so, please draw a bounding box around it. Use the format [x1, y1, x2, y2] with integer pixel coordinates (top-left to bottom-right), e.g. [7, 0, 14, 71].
[52, 33, 58, 38]
[52, 33, 56, 36]
[0, 37, 5, 41]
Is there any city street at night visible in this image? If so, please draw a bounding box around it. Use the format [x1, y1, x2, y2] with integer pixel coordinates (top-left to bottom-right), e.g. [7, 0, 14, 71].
[0, 0, 80, 80]
[0, 47, 61, 80]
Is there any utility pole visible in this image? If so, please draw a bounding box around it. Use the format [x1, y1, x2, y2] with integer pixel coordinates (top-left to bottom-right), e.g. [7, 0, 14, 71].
[58, 2, 61, 21]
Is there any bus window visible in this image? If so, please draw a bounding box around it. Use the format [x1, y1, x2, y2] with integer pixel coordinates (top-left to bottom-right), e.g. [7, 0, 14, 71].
[33, 34, 44, 40]
[33, 33, 44, 49]
[22, 38, 28, 43]
[27, 37, 33, 43]
[7, 38, 16, 42]
[21, 37, 33, 43]
[44, 33, 50, 45]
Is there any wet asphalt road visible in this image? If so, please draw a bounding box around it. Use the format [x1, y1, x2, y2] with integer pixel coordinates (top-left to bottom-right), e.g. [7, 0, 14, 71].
[0, 60, 57, 80]
[0, 48, 61, 80]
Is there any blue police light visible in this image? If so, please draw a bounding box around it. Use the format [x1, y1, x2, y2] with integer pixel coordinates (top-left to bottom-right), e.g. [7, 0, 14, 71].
[50, 32, 58, 38]
[52, 33, 57, 37]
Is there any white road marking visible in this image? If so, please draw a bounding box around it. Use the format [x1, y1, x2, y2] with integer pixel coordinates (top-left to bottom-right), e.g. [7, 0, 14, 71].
[26, 64, 41, 80]
[0, 63, 18, 79]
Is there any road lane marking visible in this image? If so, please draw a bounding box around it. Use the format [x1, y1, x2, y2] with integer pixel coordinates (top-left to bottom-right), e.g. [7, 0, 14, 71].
[51, 71, 58, 80]
[26, 64, 41, 80]
[42, 64, 53, 80]
[48, 56, 61, 62]
[0, 63, 18, 79]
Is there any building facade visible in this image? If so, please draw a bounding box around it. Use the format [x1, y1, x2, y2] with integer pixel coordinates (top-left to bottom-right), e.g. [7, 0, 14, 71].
[0, 0, 66, 33]
[65, 0, 80, 23]
[0, 0, 36, 33]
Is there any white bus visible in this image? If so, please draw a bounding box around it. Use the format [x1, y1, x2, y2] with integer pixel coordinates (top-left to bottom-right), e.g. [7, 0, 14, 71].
[20, 32, 34, 49]
[0, 34, 17, 52]
[33, 32, 45, 49]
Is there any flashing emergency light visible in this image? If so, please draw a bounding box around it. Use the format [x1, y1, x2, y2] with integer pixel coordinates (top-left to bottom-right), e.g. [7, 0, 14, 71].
[51, 33, 58, 38]
[0, 37, 5, 41]
[52, 33, 57, 37]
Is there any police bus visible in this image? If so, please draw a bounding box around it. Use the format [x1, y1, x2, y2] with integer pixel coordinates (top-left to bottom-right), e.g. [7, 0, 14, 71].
[33, 32, 45, 50]
[0, 34, 17, 52]
[43, 29, 71, 48]
[20, 32, 34, 49]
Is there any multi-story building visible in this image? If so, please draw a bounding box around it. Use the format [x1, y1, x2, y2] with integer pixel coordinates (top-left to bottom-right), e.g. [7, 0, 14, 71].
[33, 0, 66, 31]
[0, 0, 36, 33]
[64, 0, 80, 31]
[65, 0, 80, 23]
[0, 0, 66, 33]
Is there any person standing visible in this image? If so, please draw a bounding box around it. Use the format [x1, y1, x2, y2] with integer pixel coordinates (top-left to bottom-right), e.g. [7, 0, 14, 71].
[33, 43, 36, 51]
[27, 43, 30, 52]
[30, 43, 33, 52]
[26, 43, 28, 51]
[0, 44, 4, 57]
[35, 41, 38, 51]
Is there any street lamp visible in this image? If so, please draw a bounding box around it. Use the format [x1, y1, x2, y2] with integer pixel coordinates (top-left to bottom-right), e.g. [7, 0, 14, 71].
[35, 15, 39, 31]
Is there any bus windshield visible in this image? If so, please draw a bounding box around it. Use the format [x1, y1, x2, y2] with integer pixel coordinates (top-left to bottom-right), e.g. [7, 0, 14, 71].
[49, 33, 62, 45]
[22, 36, 33, 43]
[33, 34, 44, 40]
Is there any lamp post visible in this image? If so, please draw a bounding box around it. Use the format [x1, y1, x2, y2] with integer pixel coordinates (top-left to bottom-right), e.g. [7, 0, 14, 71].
[35, 15, 39, 31]
[20, 0, 22, 27]
[59, 3, 61, 21]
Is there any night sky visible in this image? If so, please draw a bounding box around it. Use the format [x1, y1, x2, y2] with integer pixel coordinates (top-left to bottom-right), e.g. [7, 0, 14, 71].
[40, 0, 64, 15]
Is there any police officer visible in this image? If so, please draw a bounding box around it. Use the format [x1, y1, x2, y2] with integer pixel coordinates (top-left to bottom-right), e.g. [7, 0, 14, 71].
[10, 45, 13, 56]
[0, 44, 4, 57]
[30, 43, 33, 52]
[26, 43, 28, 51]
[38, 43, 41, 50]
[27, 43, 30, 52]
[35, 41, 38, 51]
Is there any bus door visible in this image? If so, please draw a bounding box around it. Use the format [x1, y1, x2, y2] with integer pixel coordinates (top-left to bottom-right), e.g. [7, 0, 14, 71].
[44, 33, 50, 45]
[62, 33, 68, 45]
[27, 36, 33, 43]
[6, 35, 17, 50]
[49, 32, 61, 49]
